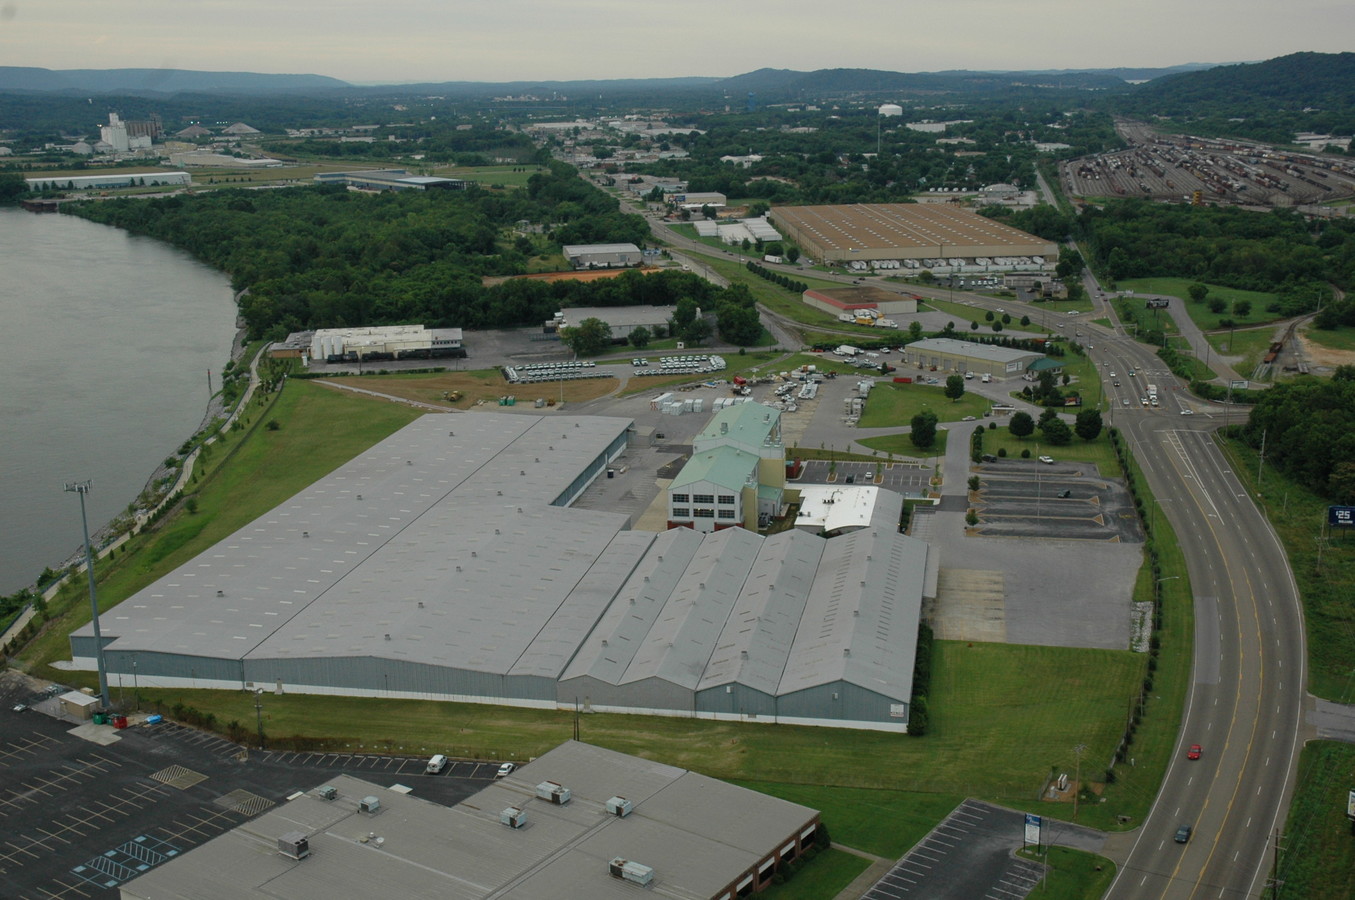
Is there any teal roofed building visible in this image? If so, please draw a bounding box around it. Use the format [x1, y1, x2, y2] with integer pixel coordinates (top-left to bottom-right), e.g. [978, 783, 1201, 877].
[669, 402, 787, 531]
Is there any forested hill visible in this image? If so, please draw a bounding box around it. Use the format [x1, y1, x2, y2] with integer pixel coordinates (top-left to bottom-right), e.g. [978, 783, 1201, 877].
[1112, 52, 1355, 141]
[62, 163, 660, 339]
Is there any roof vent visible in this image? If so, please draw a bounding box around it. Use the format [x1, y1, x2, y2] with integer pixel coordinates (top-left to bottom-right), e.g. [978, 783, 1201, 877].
[500, 806, 527, 828]
[303, 531, 309, 538]
[471, 551, 477, 558]
[606, 796, 633, 817]
[535, 781, 571, 805]
[601, 639, 609, 646]
[449, 431, 454, 436]
[535, 458, 540, 463]
[216, 590, 224, 597]
[406, 460, 412, 466]
[517, 507, 523, 513]
[316, 785, 338, 800]
[741, 650, 749, 658]
[417, 601, 424, 609]
[843, 648, 851, 657]
[456, 565, 462, 573]
[520, 470, 526, 476]
[609, 859, 654, 886]
[721, 422, 728, 434]
[497, 490, 503, 496]
[277, 831, 310, 860]
[384, 634, 391, 641]
[356, 494, 363, 500]
[359, 796, 381, 813]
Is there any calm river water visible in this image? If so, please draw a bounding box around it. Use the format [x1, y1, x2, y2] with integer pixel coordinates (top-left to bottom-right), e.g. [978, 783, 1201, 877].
[0, 206, 237, 595]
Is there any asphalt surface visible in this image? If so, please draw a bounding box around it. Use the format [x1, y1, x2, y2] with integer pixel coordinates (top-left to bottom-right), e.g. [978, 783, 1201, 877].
[0, 683, 496, 899]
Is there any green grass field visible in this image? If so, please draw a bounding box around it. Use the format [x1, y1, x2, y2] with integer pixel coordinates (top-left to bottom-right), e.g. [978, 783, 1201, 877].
[1302, 323, 1355, 354]
[1117, 278, 1276, 332]
[1275, 741, 1355, 899]
[858, 382, 992, 427]
[1016, 846, 1117, 899]
[759, 848, 872, 900]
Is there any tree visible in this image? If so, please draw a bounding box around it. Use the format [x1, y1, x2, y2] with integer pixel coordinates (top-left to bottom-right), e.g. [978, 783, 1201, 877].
[908, 320, 924, 341]
[1233, 299, 1252, 317]
[785, 245, 800, 263]
[944, 374, 966, 402]
[559, 317, 612, 356]
[992, 321, 1003, 333]
[1207, 297, 1226, 314]
[910, 411, 938, 449]
[1009, 411, 1035, 440]
[1020, 315, 1031, 326]
[917, 269, 935, 284]
[970, 321, 979, 331]
[628, 326, 651, 349]
[680, 315, 712, 346]
[672, 297, 698, 334]
[1188, 283, 1209, 303]
[984, 310, 995, 322]
[1040, 417, 1073, 445]
[1074, 408, 1103, 442]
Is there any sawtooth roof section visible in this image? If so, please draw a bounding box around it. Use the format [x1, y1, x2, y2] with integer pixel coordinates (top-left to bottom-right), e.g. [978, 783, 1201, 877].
[697, 529, 824, 695]
[621, 526, 765, 690]
[557, 528, 707, 685]
[778, 528, 928, 700]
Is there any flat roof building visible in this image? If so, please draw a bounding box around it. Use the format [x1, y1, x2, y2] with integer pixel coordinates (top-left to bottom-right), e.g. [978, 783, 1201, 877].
[562, 243, 644, 269]
[313, 169, 467, 191]
[119, 742, 822, 900]
[901, 337, 1044, 378]
[770, 203, 1057, 265]
[25, 171, 191, 191]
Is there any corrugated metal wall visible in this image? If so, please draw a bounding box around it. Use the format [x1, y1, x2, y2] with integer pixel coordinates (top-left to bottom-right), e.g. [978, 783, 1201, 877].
[777, 681, 906, 725]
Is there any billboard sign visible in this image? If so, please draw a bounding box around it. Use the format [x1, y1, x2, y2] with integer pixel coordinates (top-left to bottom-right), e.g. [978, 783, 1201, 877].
[1146, 299, 1170, 309]
[1230, 380, 1249, 391]
[1348, 788, 1355, 820]
[1024, 813, 1042, 846]
[1331, 507, 1355, 528]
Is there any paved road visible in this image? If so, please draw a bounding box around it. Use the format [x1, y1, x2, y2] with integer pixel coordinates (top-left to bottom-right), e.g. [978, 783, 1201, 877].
[1093, 333, 1305, 900]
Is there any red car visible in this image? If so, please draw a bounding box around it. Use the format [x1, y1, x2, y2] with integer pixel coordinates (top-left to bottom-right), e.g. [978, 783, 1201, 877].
[1187, 744, 1202, 760]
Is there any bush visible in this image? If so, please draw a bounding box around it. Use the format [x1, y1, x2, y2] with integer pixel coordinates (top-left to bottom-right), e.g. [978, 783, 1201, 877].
[908, 695, 929, 736]
[997, 447, 1007, 457]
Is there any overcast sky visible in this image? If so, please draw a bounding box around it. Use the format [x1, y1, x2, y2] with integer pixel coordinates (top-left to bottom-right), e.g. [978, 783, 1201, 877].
[1, 0, 1349, 84]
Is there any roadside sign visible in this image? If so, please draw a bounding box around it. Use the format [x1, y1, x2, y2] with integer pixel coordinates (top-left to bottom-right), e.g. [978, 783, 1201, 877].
[1145, 299, 1169, 309]
[1024, 813, 1042, 846]
[1230, 380, 1249, 391]
[1347, 789, 1355, 819]
[1330, 507, 1355, 528]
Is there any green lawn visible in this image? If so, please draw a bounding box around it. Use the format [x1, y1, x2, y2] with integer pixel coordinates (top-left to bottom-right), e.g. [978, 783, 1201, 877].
[1117, 278, 1276, 332]
[1015, 846, 1117, 899]
[435, 165, 545, 187]
[975, 423, 1124, 478]
[1275, 742, 1355, 899]
[858, 382, 992, 427]
[1302, 322, 1355, 355]
[759, 848, 872, 900]
[1206, 326, 1280, 381]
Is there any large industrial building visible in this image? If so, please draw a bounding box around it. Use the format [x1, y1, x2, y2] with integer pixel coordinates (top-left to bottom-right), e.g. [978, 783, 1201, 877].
[901, 337, 1045, 379]
[562, 243, 644, 268]
[666, 402, 786, 532]
[25, 171, 191, 191]
[71, 410, 931, 732]
[119, 742, 823, 900]
[770, 203, 1057, 265]
[313, 169, 467, 191]
[305, 324, 466, 362]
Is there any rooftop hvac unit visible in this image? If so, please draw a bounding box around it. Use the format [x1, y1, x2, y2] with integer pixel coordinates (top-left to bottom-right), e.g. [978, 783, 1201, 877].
[535, 781, 571, 805]
[316, 785, 338, 801]
[277, 832, 310, 860]
[608, 858, 654, 886]
[500, 806, 527, 828]
[359, 796, 381, 813]
[605, 796, 633, 817]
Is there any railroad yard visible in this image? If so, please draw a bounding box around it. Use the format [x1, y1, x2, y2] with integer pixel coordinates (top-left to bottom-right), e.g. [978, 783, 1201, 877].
[1060, 119, 1355, 207]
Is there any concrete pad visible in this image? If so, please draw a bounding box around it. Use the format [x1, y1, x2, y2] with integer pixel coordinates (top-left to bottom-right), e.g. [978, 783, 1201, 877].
[68, 723, 123, 745]
[930, 568, 1007, 642]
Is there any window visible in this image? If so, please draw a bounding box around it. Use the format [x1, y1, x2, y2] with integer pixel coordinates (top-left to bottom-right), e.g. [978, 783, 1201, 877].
[692, 493, 715, 504]
[718, 509, 736, 519]
[718, 495, 736, 505]
[671, 493, 689, 503]
[694, 508, 715, 518]
[672, 508, 689, 517]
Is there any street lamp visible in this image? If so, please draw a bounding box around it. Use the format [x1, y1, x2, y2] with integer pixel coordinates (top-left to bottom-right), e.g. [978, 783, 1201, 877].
[1149, 497, 1175, 536]
[254, 688, 266, 749]
[65, 480, 110, 710]
[1072, 742, 1087, 821]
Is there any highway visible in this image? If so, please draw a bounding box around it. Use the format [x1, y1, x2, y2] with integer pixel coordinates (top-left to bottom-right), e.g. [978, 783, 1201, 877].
[1086, 314, 1306, 899]
[623, 183, 1308, 896]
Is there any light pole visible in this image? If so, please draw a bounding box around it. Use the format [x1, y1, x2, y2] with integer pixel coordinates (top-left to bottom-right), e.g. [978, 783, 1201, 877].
[1072, 742, 1087, 821]
[1149, 497, 1174, 537]
[254, 688, 266, 749]
[65, 480, 110, 709]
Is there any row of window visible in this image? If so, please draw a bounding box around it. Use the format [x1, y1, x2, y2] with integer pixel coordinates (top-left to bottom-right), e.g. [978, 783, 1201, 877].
[672, 508, 738, 520]
[672, 493, 736, 505]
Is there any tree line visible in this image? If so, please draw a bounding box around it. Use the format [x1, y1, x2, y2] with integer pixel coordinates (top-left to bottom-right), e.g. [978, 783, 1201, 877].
[1242, 369, 1355, 503]
[62, 162, 656, 339]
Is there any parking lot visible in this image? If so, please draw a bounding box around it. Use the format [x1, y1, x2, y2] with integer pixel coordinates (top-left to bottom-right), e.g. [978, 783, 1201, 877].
[970, 459, 1141, 542]
[795, 458, 931, 496]
[0, 686, 496, 899]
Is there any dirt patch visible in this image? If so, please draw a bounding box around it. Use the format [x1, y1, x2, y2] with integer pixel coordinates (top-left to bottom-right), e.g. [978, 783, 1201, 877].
[482, 266, 663, 287]
[325, 370, 620, 408]
[1297, 323, 1355, 370]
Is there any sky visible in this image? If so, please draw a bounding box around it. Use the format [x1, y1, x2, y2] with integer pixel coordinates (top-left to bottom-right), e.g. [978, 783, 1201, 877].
[0, 0, 1351, 84]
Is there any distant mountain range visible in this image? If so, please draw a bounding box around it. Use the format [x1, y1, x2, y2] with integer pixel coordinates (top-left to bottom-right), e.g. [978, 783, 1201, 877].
[0, 63, 1218, 99]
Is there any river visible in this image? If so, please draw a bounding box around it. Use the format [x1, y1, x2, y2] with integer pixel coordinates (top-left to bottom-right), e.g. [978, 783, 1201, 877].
[0, 206, 238, 595]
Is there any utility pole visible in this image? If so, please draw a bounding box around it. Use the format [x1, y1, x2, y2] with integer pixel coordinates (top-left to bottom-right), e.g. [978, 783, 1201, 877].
[1268, 828, 1284, 898]
[65, 481, 110, 709]
[1072, 743, 1087, 821]
[1258, 429, 1267, 490]
[254, 688, 266, 749]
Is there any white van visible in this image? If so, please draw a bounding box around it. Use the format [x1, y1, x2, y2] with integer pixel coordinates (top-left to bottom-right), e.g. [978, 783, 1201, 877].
[426, 754, 448, 774]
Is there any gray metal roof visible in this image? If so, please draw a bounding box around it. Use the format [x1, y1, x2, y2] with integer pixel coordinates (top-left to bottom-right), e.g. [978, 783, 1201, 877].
[78, 413, 633, 675]
[906, 337, 1042, 364]
[778, 528, 928, 700]
[120, 743, 818, 900]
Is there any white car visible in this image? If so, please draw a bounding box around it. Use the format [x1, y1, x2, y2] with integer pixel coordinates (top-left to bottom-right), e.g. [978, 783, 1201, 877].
[962, 415, 977, 421]
[495, 762, 516, 779]
[1038, 455, 1054, 464]
[1180, 409, 1195, 416]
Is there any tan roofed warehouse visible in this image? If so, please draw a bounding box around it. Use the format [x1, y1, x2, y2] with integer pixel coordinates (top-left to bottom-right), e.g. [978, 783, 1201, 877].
[770, 203, 1057, 264]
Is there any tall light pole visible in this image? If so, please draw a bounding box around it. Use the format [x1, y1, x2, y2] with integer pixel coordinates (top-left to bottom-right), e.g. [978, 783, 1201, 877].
[254, 688, 266, 749]
[65, 480, 110, 709]
[1072, 742, 1087, 821]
